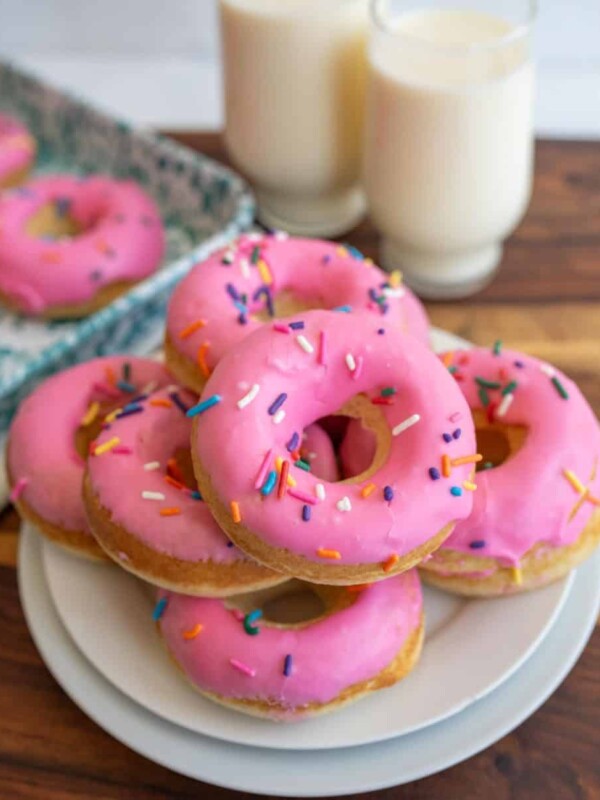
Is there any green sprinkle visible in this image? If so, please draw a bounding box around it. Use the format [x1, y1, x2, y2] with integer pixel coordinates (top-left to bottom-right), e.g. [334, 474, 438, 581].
[551, 376, 569, 400]
[502, 380, 518, 396]
[251, 246, 260, 264]
[448, 365, 458, 375]
[478, 387, 490, 407]
[295, 459, 311, 472]
[475, 376, 502, 390]
[493, 340, 502, 356]
[481, 461, 494, 471]
[381, 387, 397, 397]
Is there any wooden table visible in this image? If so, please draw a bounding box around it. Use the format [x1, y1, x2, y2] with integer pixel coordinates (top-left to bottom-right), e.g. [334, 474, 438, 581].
[0, 134, 598, 799]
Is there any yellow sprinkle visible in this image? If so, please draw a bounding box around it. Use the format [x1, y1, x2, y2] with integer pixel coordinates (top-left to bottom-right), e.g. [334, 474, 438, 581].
[317, 548, 341, 560]
[441, 352, 454, 367]
[179, 319, 207, 339]
[463, 481, 478, 492]
[257, 259, 273, 286]
[364, 257, 374, 267]
[336, 246, 348, 257]
[388, 270, 403, 288]
[230, 500, 242, 524]
[93, 437, 120, 456]
[182, 623, 203, 640]
[80, 401, 100, 427]
[511, 567, 523, 585]
[563, 469, 586, 495]
[382, 554, 399, 573]
[104, 408, 122, 424]
[287, 475, 297, 488]
[360, 483, 377, 498]
[275, 456, 284, 472]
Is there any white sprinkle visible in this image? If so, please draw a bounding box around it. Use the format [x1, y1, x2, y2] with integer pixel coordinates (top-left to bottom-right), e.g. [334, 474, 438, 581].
[496, 393, 514, 418]
[273, 409, 286, 425]
[222, 251, 235, 264]
[237, 383, 260, 409]
[540, 363, 556, 378]
[337, 496, 352, 513]
[247, 233, 262, 242]
[383, 287, 406, 299]
[345, 353, 357, 372]
[239, 258, 250, 279]
[296, 335, 314, 354]
[143, 461, 161, 471]
[142, 381, 158, 394]
[142, 491, 166, 501]
[315, 483, 326, 501]
[275, 231, 289, 240]
[307, 452, 317, 461]
[392, 414, 421, 436]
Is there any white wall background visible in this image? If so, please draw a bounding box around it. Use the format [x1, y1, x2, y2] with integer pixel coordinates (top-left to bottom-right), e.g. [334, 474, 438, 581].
[0, 0, 598, 137]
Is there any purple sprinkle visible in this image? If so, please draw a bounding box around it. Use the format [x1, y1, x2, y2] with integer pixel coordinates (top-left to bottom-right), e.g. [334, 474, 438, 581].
[226, 540, 235, 548]
[429, 467, 441, 481]
[380, 302, 389, 315]
[268, 393, 288, 416]
[115, 406, 144, 419]
[442, 433, 453, 443]
[89, 269, 103, 282]
[514, 360, 525, 368]
[383, 486, 394, 502]
[286, 432, 300, 452]
[302, 504, 311, 521]
[283, 654, 293, 677]
[368, 288, 380, 303]
[322, 255, 332, 264]
[452, 428, 462, 440]
[377, 328, 385, 335]
[238, 314, 248, 325]
[289, 321, 305, 330]
[170, 392, 189, 415]
[469, 540, 486, 550]
[54, 196, 72, 216]
[226, 283, 240, 301]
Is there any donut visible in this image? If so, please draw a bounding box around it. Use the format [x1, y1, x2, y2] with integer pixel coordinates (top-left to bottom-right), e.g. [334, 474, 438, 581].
[0, 174, 164, 318]
[156, 570, 423, 720]
[417, 346, 600, 595]
[0, 114, 36, 188]
[190, 309, 477, 584]
[84, 385, 288, 596]
[298, 423, 340, 482]
[7, 357, 171, 560]
[165, 233, 430, 393]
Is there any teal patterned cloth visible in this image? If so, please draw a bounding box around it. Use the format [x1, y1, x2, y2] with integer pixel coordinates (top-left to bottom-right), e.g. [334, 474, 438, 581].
[0, 61, 255, 433]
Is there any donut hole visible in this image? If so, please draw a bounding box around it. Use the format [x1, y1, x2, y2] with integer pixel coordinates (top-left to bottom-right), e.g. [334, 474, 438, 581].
[74, 400, 119, 460]
[474, 410, 528, 471]
[224, 580, 355, 629]
[25, 200, 84, 241]
[252, 289, 322, 323]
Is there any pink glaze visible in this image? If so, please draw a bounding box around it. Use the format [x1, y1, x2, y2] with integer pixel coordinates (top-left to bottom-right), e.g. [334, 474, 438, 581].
[0, 114, 35, 185]
[429, 347, 600, 565]
[0, 174, 164, 314]
[158, 570, 422, 713]
[191, 310, 476, 565]
[166, 233, 430, 375]
[7, 357, 171, 535]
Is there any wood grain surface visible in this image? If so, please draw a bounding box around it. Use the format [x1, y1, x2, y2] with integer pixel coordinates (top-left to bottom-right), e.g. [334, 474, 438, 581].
[0, 134, 598, 800]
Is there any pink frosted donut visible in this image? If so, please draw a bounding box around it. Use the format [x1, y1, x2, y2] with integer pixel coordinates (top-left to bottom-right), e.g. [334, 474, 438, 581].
[156, 569, 423, 720]
[84, 384, 286, 595]
[0, 174, 164, 318]
[165, 233, 430, 392]
[190, 309, 476, 584]
[419, 346, 600, 595]
[299, 423, 339, 482]
[0, 114, 36, 188]
[7, 357, 171, 560]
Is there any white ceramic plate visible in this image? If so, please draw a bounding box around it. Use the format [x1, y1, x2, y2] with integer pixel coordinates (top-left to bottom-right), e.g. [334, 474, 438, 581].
[20, 528, 600, 796]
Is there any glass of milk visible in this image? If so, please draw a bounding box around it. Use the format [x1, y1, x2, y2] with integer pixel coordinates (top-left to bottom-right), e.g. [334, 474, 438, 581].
[220, 0, 368, 237]
[365, 0, 537, 298]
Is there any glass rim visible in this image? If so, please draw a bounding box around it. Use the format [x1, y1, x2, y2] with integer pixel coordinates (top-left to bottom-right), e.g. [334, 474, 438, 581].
[370, 0, 538, 54]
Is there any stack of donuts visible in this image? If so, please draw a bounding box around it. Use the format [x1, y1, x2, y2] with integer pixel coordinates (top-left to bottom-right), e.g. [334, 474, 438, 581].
[0, 114, 164, 318]
[7, 232, 600, 722]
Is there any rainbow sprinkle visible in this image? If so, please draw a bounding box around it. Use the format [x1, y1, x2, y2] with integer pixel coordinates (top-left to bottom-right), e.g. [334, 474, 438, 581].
[152, 597, 168, 621]
[197, 342, 211, 378]
[296, 335, 314, 354]
[392, 414, 420, 436]
[268, 393, 288, 415]
[383, 486, 394, 503]
[551, 376, 569, 400]
[261, 470, 278, 496]
[160, 507, 181, 517]
[238, 384, 260, 409]
[183, 623, 203, 641]
[255, 449, 273, 488]
[452, 454, 483, 466]
[315, 483, 326, 501]
[186, 395, 222, 417]
[144, 461, 161, 471]
[450, 486, 463, 497]
[317, 548, 342, 560]
[496, 393, 514, 418]
[278, 461, 290, 499]
[361, 483, 377, 498]
[288, 487, 318, 505]
[80, 401, 100, 427]
[318, 331, 327, 366]
[382, 554, 399, 573]
[429, 467, 441, 481]
[230, 500, 242, 524]
[283, 654, 293, 677]
[244, 610, 262, 636]
[179, 319, 207, 339]
[230, 658, 256, 677]
[463, 481, 478, 491]
[345, 353, 357, 372]
[337, 496, 352, 513]
[302, 504, 312, 521]
[93, 437, 120, 456]
[142, 491, 166, 501]
[9, 477, 28, 503]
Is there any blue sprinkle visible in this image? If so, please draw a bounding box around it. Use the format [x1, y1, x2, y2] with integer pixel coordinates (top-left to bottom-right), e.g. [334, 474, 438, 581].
[333, 305, 352, 313]
[452, 428, 462, 440]
[302, 504, 311, 521]
[116, 380, 135, 394]
[283, 654, 293, 677]
[247, 609, 263, 624]
[429, 467, 441, 481]
[233, 300, 248, 315]
[190, 490, 203, 501]
[152, 597, 168, 621]
[289, 321, 305, 330]
[186, 395, 222, 418]
[345, 244, 365, 260]
[170, 392, 190, 415]
[383, 486, 394, 502]
[442, 433, 453, 443]
[469, 540, 486, 549]
[450, 486, 463, 497]
[268, 393, 288, 416]
[261, 470, 278, 496]
[286, 432, 300, 452]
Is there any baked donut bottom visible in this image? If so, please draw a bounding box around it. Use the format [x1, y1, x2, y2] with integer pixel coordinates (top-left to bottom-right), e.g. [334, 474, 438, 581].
[164, 331, 207, 394]
[420, 508, 600, 596]
[83, 472, 287, 597]
[0, 279, 138, 320]
[0, 165, 31, 190]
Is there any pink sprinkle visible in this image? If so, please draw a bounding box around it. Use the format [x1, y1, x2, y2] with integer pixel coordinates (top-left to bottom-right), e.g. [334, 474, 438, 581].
[318, 331, 327, 366]
[449, 412, 462, 423]
[231, 609, 245, 621]
[352, 356, 364, 381]
[111, 446, 133, 455]
[254, 448, 273, 489]
[117, 551, 130, 562]
[288, 488, 318, 506]
[92, 381, 120, 398]
[273, 322, 291, 334]
[230, 658, 256, 677]
[9, 477, 28, 503]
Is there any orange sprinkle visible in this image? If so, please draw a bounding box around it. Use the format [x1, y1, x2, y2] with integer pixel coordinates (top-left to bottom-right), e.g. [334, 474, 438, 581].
[360, 483, 377, 498]
[291, 449, 301, 462]
[278, 461, 290, 499]
[463, 481, 478, 492]
[164, 475, 186, 491]
[182, 623, 203, 640]
[588, 494, 600, 506]
[382, 554, 399, 573]
[563, 469, 586, 495]
[441, 352, 454, 367]
[167, 458, 185, 483]
[346, 584, 372, 593]
[160, 507, 181, 517]
[441, 454, 452, 478]
[317, 548, 341, 560]
[105, 366, 116, 386]
[179, 319, 207, 339]
[150, 398, 173, 409]
[41, 250, 62, 264]
[230, 500, 242, 524]
[452, 454, 483, 467]
[197, 342, 211, 378]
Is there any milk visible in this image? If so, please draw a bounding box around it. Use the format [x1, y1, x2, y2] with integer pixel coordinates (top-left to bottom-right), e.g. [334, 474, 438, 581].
[220, 0, 368, 236]
[364, 8, 535, 297]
